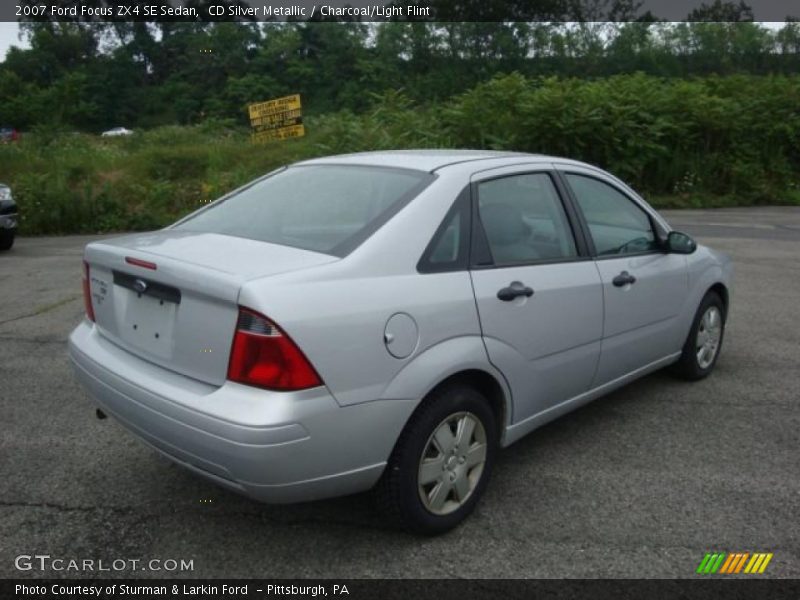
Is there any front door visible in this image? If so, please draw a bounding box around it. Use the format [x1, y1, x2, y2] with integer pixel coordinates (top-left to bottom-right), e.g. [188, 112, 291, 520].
[561, 171, 689, 385]
[468, 169, 604, 424]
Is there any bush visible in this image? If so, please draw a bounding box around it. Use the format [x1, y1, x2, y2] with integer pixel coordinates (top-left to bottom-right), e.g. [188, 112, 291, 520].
[2, 73, 799, 236]
[443, 73, 800, 203]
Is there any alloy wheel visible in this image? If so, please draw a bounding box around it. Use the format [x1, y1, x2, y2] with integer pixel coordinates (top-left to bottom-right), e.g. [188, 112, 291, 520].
[417, 411, 488, 515]
[696, 305, 723, 369]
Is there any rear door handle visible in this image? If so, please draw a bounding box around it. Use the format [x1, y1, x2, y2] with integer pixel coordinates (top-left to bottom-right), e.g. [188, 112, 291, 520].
[497, 282, 534, 302]
[612, 271, 637, 287]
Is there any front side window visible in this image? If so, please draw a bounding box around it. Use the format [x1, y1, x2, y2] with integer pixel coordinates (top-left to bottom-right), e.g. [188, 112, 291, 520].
[174, 165, 432, 256]
[477, 173, 578, 266]
[565, 174, 658, 256]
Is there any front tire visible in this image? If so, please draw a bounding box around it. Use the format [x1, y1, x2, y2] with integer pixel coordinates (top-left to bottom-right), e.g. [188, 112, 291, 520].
[376, 384, 497, 535]
[0, 230, 14, 250]
[670, 290, 726, 380]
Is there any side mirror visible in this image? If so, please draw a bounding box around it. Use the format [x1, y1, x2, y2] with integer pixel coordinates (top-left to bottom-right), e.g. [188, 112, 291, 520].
[665, 231, 697, 254]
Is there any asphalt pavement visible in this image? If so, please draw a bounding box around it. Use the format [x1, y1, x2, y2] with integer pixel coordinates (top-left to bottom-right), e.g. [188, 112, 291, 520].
[0, 208, 798, 579]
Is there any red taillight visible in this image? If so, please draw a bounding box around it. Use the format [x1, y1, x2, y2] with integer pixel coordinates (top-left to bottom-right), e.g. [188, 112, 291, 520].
[82, 260, 95, 322]
[227, 308, 322, 391]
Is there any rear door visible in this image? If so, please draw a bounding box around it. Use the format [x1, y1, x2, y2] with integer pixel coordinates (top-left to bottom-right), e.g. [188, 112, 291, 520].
[558, 168, 689, 385]
[468, 167, 604, 424]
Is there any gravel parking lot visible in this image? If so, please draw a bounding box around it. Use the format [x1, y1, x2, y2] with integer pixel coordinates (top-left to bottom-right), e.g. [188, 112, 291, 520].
[1, 207, 798, 579]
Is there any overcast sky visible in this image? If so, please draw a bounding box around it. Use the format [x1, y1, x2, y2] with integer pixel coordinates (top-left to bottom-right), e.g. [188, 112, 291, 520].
[0, 23, 27, 61]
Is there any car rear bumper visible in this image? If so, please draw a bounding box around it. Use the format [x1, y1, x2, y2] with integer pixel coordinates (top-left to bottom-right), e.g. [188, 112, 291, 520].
[68, 320, 415, 503]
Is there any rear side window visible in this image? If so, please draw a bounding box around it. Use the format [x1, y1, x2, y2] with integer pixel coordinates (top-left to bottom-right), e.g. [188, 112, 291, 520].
[418, 187, 470, 273]
[429, 212, 462, 264]
[477, 173, 578, 266]
[174, 165, 433, 256]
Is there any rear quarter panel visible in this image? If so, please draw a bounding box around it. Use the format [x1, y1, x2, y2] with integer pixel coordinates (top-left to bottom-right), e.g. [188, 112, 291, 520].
[238, 170, 491, 408]
[239, 269, 483, 406]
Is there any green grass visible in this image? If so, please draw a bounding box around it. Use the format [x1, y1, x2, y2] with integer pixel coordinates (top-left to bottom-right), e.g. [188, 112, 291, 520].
[0, 125, 325, 235]
[3, 74, 800, 236]
[3, 125, 797, 237]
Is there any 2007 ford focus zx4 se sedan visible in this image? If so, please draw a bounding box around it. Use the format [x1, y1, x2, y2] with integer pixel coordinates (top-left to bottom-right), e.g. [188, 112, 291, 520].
[69, 150, 732, 533]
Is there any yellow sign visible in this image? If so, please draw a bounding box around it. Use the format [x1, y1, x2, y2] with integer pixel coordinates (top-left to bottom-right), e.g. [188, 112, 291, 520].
[248, 94, 301, 120]
[248, 94, 304, 143]
[250, 109, 302, 130]
[251, 124, 306, 144]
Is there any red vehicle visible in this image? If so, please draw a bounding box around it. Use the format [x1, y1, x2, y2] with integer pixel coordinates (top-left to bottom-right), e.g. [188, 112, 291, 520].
[0, 127, 19, 143]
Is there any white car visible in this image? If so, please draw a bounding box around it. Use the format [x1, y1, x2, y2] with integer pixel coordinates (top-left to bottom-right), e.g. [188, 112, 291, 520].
[101, 127, 133, 137]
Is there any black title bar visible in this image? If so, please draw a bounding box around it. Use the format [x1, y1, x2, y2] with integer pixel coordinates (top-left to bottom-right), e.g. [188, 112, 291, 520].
[4, 579, 800, 600]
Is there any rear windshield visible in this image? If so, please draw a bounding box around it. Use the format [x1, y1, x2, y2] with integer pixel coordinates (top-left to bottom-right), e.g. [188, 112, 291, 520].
[173, 165, 433, 256]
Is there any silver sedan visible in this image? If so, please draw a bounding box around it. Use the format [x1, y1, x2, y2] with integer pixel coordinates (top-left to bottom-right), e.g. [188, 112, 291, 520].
[68, 151, 732, 534]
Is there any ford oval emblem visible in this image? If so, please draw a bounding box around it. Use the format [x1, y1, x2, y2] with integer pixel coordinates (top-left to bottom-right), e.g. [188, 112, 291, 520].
[133, 278, 148, 293]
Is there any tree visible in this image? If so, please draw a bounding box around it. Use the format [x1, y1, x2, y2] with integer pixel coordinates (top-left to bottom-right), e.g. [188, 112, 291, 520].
[688, 0, 754, 22]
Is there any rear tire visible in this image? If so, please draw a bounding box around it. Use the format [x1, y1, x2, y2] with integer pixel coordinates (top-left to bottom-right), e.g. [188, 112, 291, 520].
[670, 291, 726, 381]
[0, 230, 14, 250]
[376, 384, 497, 535]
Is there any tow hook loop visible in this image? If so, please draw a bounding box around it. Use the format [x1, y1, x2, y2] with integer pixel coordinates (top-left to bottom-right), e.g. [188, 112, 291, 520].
[95, 409, 107, 420]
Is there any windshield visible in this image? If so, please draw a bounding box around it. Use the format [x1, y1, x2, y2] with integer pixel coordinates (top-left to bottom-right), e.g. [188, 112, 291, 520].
[173, 165, 433, 256]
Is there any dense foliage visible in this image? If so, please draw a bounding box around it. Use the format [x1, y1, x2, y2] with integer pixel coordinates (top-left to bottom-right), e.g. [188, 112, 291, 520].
[3, 20, 800, 129]
[2, 72, 798, 235]
[2, 9, 800, 234]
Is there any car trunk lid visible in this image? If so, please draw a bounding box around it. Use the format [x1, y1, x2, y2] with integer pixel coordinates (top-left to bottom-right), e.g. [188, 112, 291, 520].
[84, 231, 337, 386]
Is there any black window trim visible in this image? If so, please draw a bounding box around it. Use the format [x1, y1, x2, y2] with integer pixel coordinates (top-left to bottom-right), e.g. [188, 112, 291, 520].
[468, 169, 594, 271]
[556, 170, 667, 260]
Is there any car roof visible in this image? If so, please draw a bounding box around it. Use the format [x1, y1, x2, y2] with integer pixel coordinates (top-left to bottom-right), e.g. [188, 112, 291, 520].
[294, 149, 558, 173]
